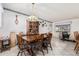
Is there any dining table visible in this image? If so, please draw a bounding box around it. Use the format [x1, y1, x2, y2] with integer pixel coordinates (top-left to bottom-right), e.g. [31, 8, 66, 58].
[22, 33, 48, 43]
[22, 35, 36, 43]
[22, 33, 49, 56]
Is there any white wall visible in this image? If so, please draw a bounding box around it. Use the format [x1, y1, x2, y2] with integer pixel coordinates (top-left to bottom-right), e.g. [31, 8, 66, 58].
[0, 10, 27, 37]
[3, 8, 79, 41]
[53, 18, 79, 40]
[0, 10, 52, 37]
[39, 21, 52, 34]
[1, 9, 79, 41]
[0, 14, 2, 27]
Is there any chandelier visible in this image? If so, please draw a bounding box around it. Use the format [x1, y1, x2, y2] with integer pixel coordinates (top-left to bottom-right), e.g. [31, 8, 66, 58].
[28, 3, 38, 21]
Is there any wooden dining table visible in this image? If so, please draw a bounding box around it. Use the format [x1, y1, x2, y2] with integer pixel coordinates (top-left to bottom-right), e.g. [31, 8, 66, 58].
[22, 33, 48, 43]
[22, 33, 49, 56]
[22, 35, 37, 43]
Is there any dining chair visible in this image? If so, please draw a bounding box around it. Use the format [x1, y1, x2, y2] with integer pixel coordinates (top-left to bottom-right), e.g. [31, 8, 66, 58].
[0, 40, 2, 52]
[28, 34, 45, 56]
[74, 31, 79, 50]
[42, 33, 53, 53]
[46, 33, 52, 50]
[42, 34, 48, 53]
[17, 32, 28, 56]
[0, 33, 3, 52]
[23, 35, 35, 56]
[74, 34, 79, 53]
[10, 32, 16, 48]
[35, 34, 45, 55]
[47, 32, 53, 50]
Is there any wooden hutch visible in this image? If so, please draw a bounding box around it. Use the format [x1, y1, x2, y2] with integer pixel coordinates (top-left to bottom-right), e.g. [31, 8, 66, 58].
[27, 21, 39, 35]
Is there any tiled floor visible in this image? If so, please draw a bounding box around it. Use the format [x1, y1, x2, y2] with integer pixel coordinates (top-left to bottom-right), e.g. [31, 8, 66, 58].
[0, 37, 79, 56]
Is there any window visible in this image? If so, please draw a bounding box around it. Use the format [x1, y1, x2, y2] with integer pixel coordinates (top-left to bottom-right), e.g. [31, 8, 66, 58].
[0, 4, 3, 27]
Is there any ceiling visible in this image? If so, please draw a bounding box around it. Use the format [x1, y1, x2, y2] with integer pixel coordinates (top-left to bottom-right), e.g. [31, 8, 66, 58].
[2, 3, 79, 22]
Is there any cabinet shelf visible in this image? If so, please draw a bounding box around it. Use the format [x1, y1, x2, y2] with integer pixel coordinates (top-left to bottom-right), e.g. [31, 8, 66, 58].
[27, 21, 39, 34]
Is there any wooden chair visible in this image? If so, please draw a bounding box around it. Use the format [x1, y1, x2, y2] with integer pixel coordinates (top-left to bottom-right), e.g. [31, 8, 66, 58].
[42, 34, 48, 53]
[74, 34, 79, 53]
[35, 34, 44, 55]
[74, 31, 79, 50]
[0, 40, 2, 52]
[45, 33, 52, 50]
[0, 33, 3, 52]
[23, 35, 35, 56]
[28, 34, 44, 56]
[42, 33, 52, 53]
[17, 32, 27, 56]
[48, 32, 53, 50]
[10, 32, 16, 48]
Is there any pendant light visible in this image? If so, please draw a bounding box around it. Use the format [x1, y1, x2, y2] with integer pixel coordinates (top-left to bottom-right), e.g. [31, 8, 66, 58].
[15, 15, 18, 25]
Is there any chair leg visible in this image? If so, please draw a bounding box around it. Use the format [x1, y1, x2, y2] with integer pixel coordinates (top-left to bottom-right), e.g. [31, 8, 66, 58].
[0, 49, 2, 53]
[21, 52, 23, 56]
[49, 43, 52, 50]
[76, 44, 79, 54]
[43, 47, 48, 54]
[17, 50, 24, 56]
[41, 48, 45, 56]
[28, 49, 33, 56]
[44, 46, 48, 53]
[17, 51, 20, 56]
[31, 48, 36, 56]
[74, 42, 78, 50]
[76, 46, 79, 54]
[43, 43, 48, 54]
[24, 51, 26, 56]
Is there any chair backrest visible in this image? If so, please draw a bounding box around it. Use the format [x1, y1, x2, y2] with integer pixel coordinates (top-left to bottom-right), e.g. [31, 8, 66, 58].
[48, 33, 52, 40]
[17, 32, 23, 49]
[10, 32, 16, 48]
[74, 31, 79, 40]
[41, 34, 44, 39]
[34, 34, 43, 47]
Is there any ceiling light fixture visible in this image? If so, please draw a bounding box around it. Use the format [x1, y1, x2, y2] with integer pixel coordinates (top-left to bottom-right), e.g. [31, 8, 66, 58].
[28, 3, 38, 21]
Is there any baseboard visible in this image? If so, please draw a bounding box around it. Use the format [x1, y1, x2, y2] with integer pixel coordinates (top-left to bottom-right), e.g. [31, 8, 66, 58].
[61, 39, 76, 42]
